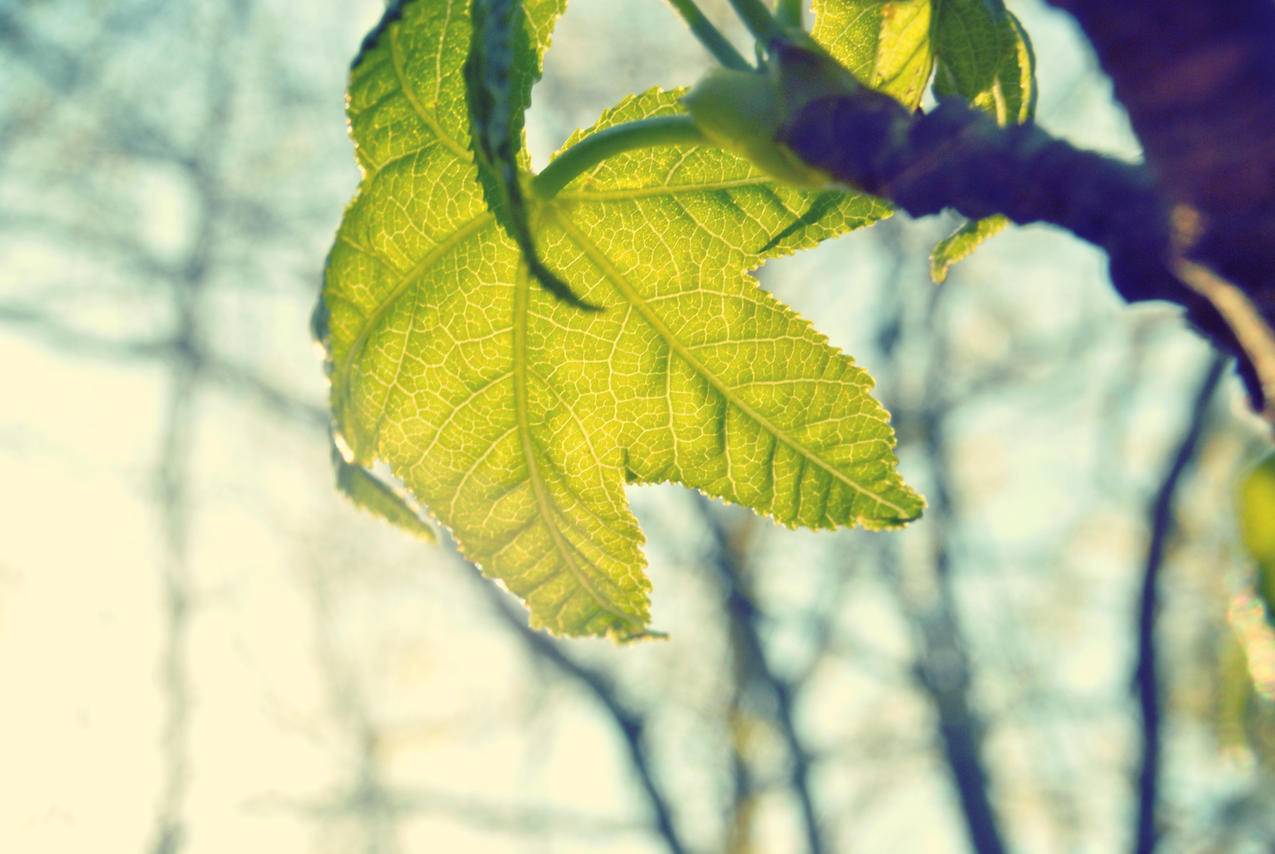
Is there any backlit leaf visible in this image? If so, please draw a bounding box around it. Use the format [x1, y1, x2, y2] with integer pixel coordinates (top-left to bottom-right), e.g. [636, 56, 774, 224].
[318, 0, 922, 639]
[812, 0, 936, 110]
[333, 442, 436, 543]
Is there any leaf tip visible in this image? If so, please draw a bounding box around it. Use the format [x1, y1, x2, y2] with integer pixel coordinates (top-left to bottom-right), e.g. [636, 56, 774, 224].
[928, 256, 952, 284]
[332, 443, 438, 544]
[529, 260, 604, 312]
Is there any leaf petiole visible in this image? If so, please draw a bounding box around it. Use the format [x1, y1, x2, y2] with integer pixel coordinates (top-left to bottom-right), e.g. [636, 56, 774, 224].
[726, 0, 783, 42]
[530, 115, 707, 199]
[665, 0, 751, 71]
[775, 0, 803, 28]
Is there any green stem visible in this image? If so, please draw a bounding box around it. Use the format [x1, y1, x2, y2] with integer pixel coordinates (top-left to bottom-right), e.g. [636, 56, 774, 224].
[665, 0, 751, 70]
[727, 0, 783, 41]
[531, 116, 707, 199]
[775, 0, 802, 28]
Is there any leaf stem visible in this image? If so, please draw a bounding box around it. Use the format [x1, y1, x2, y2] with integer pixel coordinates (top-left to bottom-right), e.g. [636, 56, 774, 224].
[664, 0, 751, 70]
[727, 0, 783, 42]
[531, 115, 707, 199]
[775, 0, 803, 28]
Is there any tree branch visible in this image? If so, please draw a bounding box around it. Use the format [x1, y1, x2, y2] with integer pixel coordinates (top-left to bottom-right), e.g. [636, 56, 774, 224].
[862, 238, 1010, 854]
[697, 500, 824, 854]
[781, 87, 1173, 299]
[776, 41, 1275, 427]
[1044, 0, 1275, 304]
[466, 573, 688, 854]
[1132, 354, 1226, 854]
[911, 304, 1009, 854]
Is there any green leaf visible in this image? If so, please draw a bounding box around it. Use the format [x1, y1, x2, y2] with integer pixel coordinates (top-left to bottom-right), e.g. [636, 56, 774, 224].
[1239, 453, 1275, 621]
[929, 3, 1036, 281]
[465, 0, 594, 308]
[811, 0, 936, 110]
[933, 3, 1035, 125]
[332, 443, 436, 542]
[320, 0, 922, 639]
[928, 214, 1008, 282]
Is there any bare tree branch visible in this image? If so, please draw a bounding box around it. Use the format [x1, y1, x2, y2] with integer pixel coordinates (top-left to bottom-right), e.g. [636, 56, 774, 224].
[1132, 354, 1227, 854]
[697, 500, 824, 854]
[867, 246, 1010, 854]
[461, 567, 688, 854]
[142, 4, 249, 851]
[776, 33, 1275, 425]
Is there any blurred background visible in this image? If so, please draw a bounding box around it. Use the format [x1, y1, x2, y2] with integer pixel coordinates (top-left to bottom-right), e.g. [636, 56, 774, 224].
[2, 0, 1274, 851]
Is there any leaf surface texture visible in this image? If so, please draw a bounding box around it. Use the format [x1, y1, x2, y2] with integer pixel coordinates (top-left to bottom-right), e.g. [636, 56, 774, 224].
[319, 0, 922, 638]
[812, 0, 935, 109]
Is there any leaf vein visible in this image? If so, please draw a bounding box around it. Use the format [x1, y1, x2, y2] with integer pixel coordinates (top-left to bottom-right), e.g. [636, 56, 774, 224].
[553, 212, 912, 518]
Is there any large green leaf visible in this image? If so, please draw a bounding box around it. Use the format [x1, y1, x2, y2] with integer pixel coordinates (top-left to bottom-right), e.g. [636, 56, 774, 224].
[812, 0, 936, 109]
[318, 0, 922, 639]
[1239, 453, 1275, 621]
[929, 2, 1036, 281]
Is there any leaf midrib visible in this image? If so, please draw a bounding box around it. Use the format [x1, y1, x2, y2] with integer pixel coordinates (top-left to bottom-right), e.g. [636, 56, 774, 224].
[548, 209, 912, 520]
[511, 264, 643, 631]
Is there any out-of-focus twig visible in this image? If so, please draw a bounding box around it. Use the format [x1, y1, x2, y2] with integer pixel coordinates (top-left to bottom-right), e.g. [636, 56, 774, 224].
[697, 499, 824, 854]
[463, 565, 688, 854]
[143, 3, 249, 851]
[867, 238, 1010, 854]
[1132, 354, 1226, 854]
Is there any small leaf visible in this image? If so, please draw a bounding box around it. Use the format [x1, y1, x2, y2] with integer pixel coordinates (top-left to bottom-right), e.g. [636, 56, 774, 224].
[928, 3, 1036, 279]
[933, 4, 1036, 125]
[465, 0, 594, 308]
[812, 0, 936, 110]
[333, 443, 436, 542]
[320, 0, 921, 638]
[929, 214, 1007, 282]
[1239, 453, 1275, 621]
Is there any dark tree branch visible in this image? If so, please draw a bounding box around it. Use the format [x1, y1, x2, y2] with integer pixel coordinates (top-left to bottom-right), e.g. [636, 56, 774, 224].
[1132, 355, 1227, 854]
[776, 35, 1275, 426]
[783, 93, 1168, 288]
[910, 312, 1008, 854]
[862, 240, 1010, 854]
[697, 500, 824, 854]
[1044, 1, 1275, 296]
[464, 571, 688, 854]
[1044, 0, 1275, 426]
